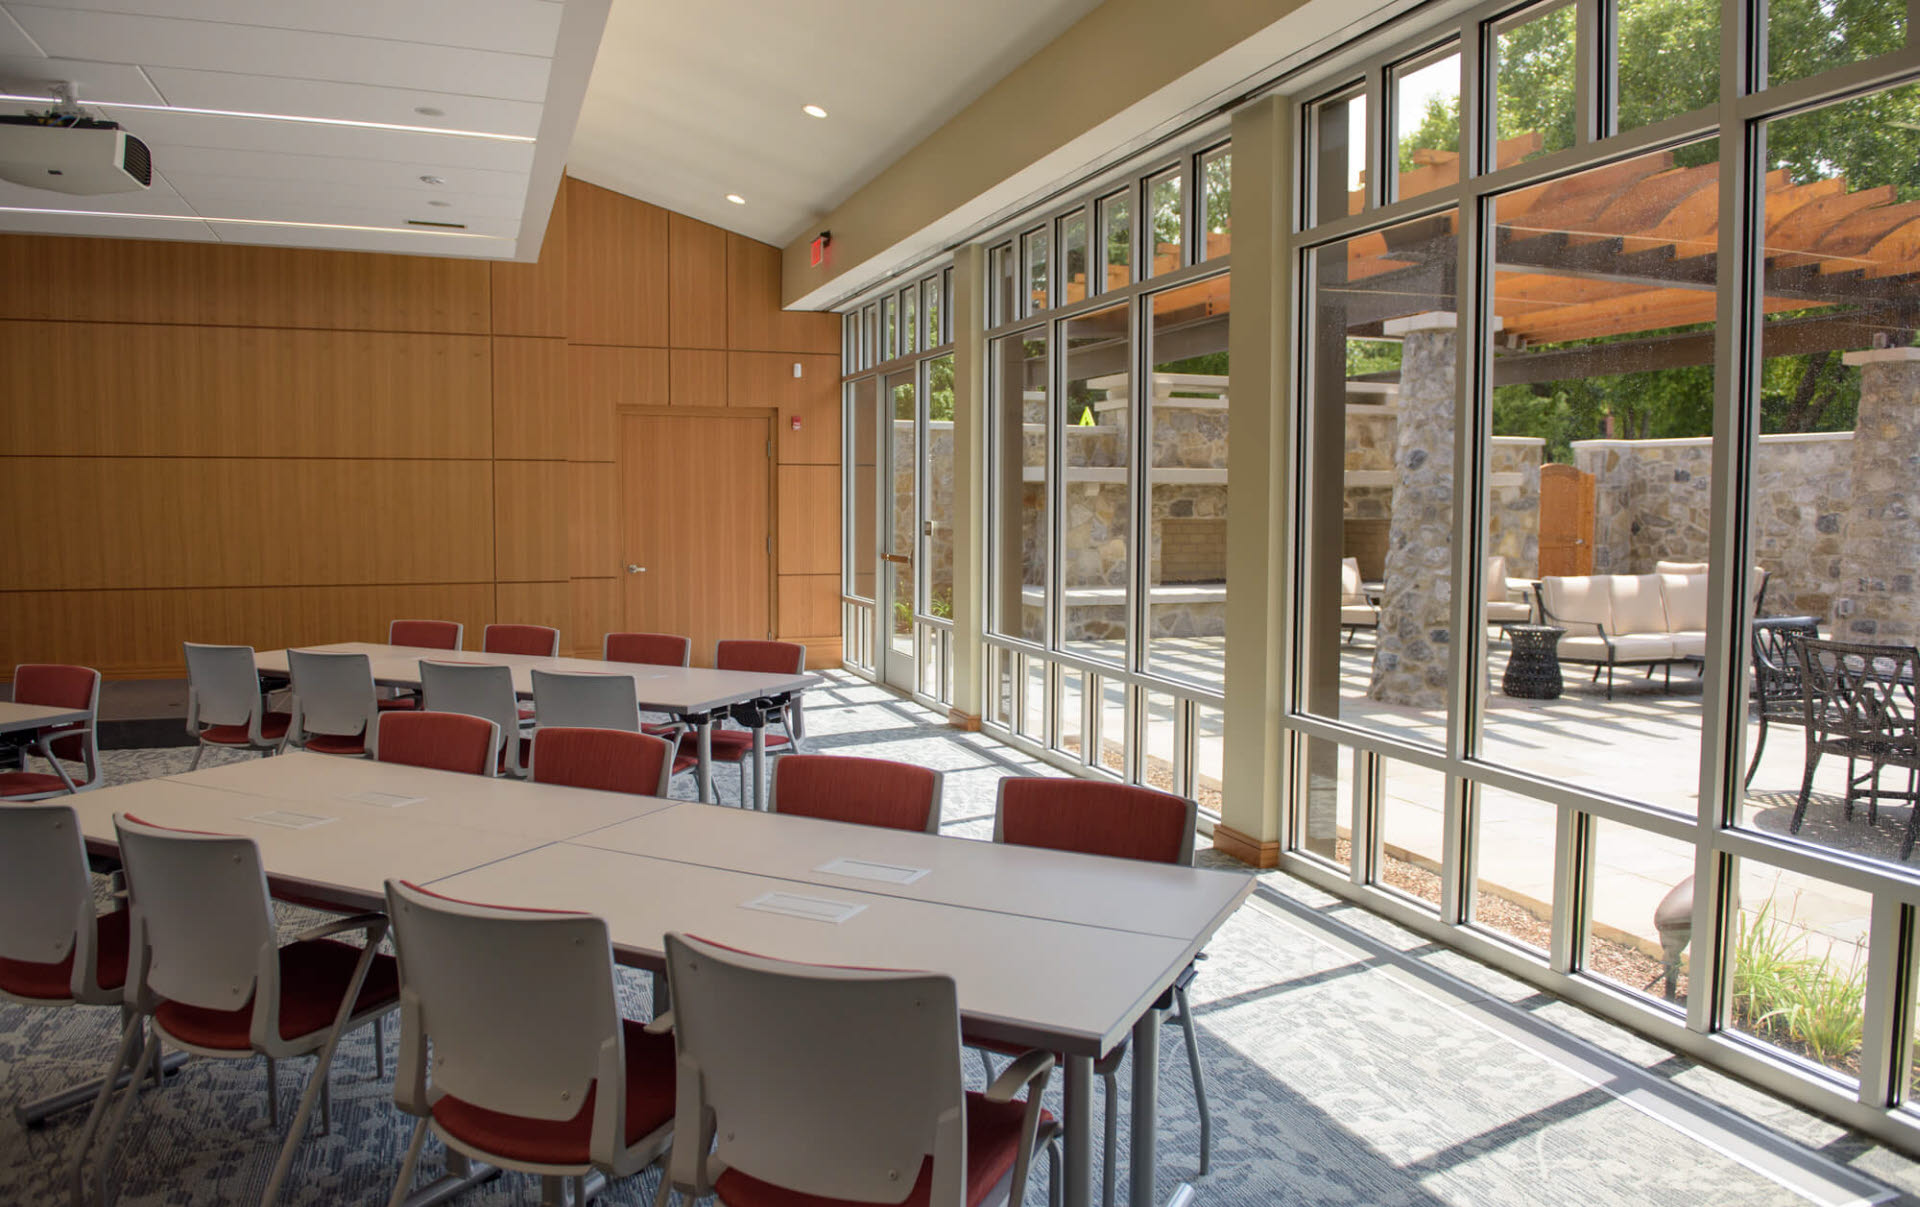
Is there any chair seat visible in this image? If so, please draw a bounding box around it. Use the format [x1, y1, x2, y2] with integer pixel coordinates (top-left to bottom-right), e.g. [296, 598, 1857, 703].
[303, 732, 368, 756]
[672, 752, 699, 775]
[377, 698, 419, 712]
[0, 909, 129, 1000]
[431, 1018, 675, 1166]
[1486, 601, 1533, 623]
[200, 712, 292, 746]
[497, 736, 534, 776]
[684, 730, 792, 763]
[712, 1091, 1052, 1207]
[0, 770, 90, 797]
[154, 938, 398, 1049]
[518, 707, 537, 722]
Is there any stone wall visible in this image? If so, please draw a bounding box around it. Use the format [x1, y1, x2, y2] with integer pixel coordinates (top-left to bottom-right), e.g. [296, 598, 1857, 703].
[1573, 433, 1855, 622]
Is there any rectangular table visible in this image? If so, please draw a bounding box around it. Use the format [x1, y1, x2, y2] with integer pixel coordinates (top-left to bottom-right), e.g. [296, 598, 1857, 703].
[0, 700, 92, 783]
[254, 643, 820, 806]
[69, 758, 1251, 1207]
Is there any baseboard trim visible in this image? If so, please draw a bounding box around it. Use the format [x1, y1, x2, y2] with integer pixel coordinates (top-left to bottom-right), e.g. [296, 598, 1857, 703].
[947, 708, 982, 731]
[1212, 824, 1281, 868]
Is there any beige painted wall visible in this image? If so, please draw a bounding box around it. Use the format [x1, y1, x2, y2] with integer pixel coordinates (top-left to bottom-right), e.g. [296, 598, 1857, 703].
[780, 0, 1358, 310]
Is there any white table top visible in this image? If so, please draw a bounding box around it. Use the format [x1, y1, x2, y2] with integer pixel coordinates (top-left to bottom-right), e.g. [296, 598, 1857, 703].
[167, 752, 672, 844]
[255, 643, 820, 715]
[0, 701, 90, 735]
[573, 804, 1252, 942]
[430, 841, 1195, 1056]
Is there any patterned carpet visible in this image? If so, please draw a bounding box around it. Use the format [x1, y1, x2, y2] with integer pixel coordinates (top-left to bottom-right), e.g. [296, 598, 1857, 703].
[4, 673, 1920, 1205]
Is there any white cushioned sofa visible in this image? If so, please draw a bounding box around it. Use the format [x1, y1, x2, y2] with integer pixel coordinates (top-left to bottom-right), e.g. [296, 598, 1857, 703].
[1535, 572, 1710, 698]
[1341, 557, 1379, 643]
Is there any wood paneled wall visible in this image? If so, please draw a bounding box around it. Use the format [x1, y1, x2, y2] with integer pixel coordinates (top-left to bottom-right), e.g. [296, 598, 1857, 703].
[0, 176, 843, 677]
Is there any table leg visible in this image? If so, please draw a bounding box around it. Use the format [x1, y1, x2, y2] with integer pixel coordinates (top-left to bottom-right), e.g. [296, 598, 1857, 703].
[401, 1149, 500, 1206]
[751, 721, 768, 811]
[1064, 1054, 1094, 1207]
[696, 718, 714, 804]
[1130, 1003, 1182, 1207]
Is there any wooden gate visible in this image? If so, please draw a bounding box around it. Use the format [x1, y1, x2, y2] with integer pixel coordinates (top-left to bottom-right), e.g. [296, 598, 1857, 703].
[1538, 463, 1595, 576]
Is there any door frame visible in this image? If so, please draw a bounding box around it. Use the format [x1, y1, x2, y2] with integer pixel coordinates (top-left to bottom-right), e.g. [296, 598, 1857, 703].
[878, 370, 918, 691]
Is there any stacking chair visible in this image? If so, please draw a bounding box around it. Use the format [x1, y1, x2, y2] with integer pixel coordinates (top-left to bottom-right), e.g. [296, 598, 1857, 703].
[983, 778, 1211, 1205]
[0, 803, 184, 1128]
[768, 754, 943, 833]
[484, 624, 561, 657]
[531, 728, 688, 799]
[183, 642, 290, 769]
[383, 881, 677, 1205]
[380, 621, 465, 711]
[377, 711, 500, 777]
[603, 632, 691, 667]
[70, 815, 398, 1207]
[389, 619, 464, 650]
[531, 668, 639, 732]
[0, 663, 101, 800]
[656, 932, 1058, 1207]
[677, 640, 808, 805]
[1791, 637, 1920, 855]
[285, 648, 382, 759]
[421, 660, 532, 778]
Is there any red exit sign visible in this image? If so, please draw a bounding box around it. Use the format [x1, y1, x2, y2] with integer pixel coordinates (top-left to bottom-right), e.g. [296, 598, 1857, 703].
[810, 231, 830, 267]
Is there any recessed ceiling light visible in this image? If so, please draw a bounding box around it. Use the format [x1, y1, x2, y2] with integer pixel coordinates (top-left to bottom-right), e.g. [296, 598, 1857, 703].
[725, 194, 746, 205]
[419, 175, 446, 185]
[414, 106, 445, 117]
[802, 104, 828, 119]
[428, 199, 452, 207]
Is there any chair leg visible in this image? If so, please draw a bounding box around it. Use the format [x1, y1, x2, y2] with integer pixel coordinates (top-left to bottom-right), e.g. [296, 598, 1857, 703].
[1745, 716, 1769, 790]
[260, 1021, 359, 1206]
[387, 1117, 431, 1207]
[266, 1056, 278, 1128]
[188, 742, 205, 772]
[977, 1049, 997, 1085]
[1792, 749, 1820, 833]
[374, 1015, 386, 1081]
[652, 1170, 677, 1207]
[1174, 981, 1212, 1177]
[1048, 1136, 1063, 1207]
[1904, 770, 1920, 861]
[68, 1011, 149, 1207]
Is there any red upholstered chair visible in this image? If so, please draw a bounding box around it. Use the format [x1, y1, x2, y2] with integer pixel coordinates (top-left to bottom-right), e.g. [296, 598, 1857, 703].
[420, 660, 531, 779]
[768, 754, 943, 833]
[989, 778, 1210, 1199]
[0, 663, 101, 800]
[381, 620, 464, 711]
[484, 624, 561, 657]
[183, 642, 290, 768]
[603, 632, 691, 667]
[532, 727, 692, 799]
[655, 932, 1058, 1207]
[389, 619, 464, 650]
[70, 815, 399, 1207]
[677, 640, 808, 805]
[0, 803, 167, 1128]
[377, 711, 501, 777]
[383, 881, 676, 1204]
[285, 649, 381, 759]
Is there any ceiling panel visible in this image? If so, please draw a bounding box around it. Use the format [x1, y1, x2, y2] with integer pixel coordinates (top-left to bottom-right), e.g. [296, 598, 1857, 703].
[0, 209, 216, 241]
[209, 221, 513, 259]
[52, 0, 563, 58]
[0, 55, 165, 103]
[163, 170, 528, 218]
[0, 8, 37, 57]
[153, 146, 529, 198]
[99, 107, 537, 175]
[171, 189, 521, 239]
[143, 67, 544, 138]
[7, 6, 553, 102]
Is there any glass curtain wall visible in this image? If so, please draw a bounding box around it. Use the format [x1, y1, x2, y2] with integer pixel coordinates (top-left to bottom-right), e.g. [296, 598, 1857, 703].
[840, 268, 957, 706]
[980, 138, 1233, 809]
[1285, 0, 1920, 1141]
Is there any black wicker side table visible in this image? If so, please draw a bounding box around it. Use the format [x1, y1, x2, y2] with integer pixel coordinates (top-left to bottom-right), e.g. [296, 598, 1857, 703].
[1503, 624, 1565, 699]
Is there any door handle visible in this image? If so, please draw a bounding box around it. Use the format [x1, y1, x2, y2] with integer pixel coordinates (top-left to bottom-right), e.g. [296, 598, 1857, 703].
[626, 564, 647, 574]
[880, 554, 911, 565]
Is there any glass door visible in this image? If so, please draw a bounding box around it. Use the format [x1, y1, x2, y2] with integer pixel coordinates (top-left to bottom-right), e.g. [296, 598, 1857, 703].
[880, 369, 917, 691]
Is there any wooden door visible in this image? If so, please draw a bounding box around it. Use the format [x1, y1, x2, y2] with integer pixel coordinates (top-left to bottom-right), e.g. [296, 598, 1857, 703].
[1538, 463, 1595, 575]
[619, 414, 771, 665]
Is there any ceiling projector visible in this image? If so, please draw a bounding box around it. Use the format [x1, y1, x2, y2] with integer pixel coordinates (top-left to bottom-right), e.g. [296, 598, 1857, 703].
[0, 89, 151, 195]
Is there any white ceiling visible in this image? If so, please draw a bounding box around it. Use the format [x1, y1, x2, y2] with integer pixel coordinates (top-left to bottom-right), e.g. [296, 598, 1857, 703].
[567, 0, 1103, 248]
[0, 0, 606, 259]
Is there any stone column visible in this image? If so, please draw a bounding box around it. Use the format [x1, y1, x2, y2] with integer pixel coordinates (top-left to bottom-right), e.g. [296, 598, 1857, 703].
[1369, 312, 1457, 707]
[1836, 347, 1920, 648]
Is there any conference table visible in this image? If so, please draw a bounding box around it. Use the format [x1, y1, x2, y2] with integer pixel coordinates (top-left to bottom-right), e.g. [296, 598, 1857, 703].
[0, 700, 92, 780]
[66, 752, 1253, 1207]
[254, 643, 820, 808]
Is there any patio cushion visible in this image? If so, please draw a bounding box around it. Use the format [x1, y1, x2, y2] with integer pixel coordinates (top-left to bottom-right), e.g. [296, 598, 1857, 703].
[1487, 600, 1532, 623]
[1340, 605, 1379, 628]
[1671, 630, 1707, 658]
[1340, 557, 1366, 606]
[1660, 574, 1708, 633]
[1486, 556, 1512, 604]
[1561, 633, 1677, 662]
[1541, 576, 1611, 631]
[1607, 575, 1668, 636]
[1654, 560, 1708, 576]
